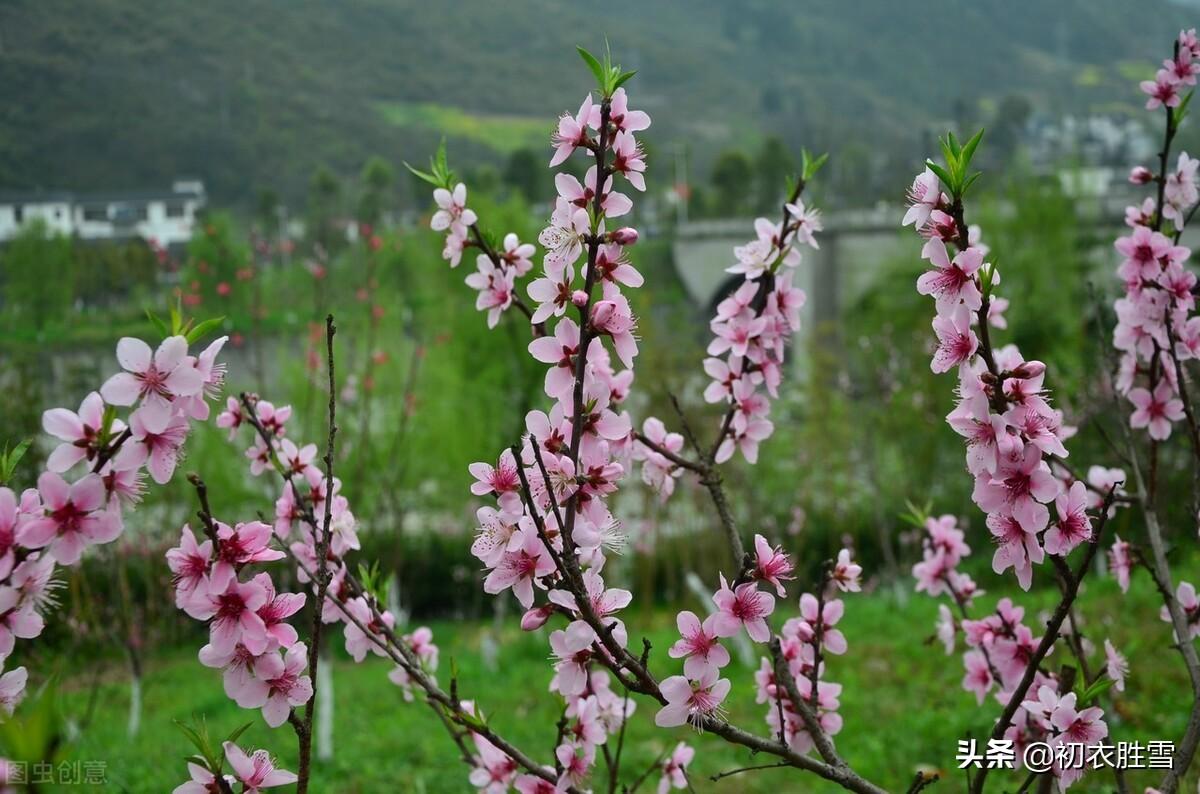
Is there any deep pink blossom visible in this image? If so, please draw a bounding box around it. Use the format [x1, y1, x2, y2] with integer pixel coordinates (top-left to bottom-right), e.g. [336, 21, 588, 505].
[752, 534, 794, 596]
[210, 521, 284, 594]
[483, 532, 556, 609]
[917, 240, 984, 313]
[18, 472, 120, 565]
[166, 525, 213, 617]
[1044, 481, 1091, 556]
[931, 306, 979, 373]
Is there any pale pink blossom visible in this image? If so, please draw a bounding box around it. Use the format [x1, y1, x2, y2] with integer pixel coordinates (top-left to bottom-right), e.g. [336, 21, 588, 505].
[0, 586, 43, 660]
[550, 94, 594, 167]
[1142, 69, 1182, 110]
[42, 392, 113, 472]
[251, 643, 313, 727]
[222, 742, 297, 792]
[343, 596, 396, 662]
[590, 295, 639, 367]
[173, 762, 233, 794]
[1108, 535, 1133, 593]
[1160, 581, 1200, 641]
[962, 649, 994, 704]
[539, 199, 590, 270]
[594, 88, 651, 134]
[657, 742, 694, 793]
[430, 183, 477, 239]
[550, 621, 595, 696]
[654, 667, 730, 728]
[711, 574, 775, 643]
[668, 610, 730, 679]
[902, 168, 943, 228]
[117, 404, 190, 484]
[100, 335, 203, 412]
[831, 548, 862, 593]
[1104, 639, 1128, 692]
[611, 131, 646, 191]
[0, 664, 26, 715]
[1128, 381, 1185, 440]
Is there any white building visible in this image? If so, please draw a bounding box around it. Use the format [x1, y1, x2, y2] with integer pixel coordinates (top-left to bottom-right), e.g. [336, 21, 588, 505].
[0, 180, 206, 250]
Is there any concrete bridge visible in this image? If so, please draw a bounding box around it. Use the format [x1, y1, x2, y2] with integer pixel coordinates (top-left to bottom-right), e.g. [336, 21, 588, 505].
[668, 193, 1188, 344]
[670, 206, 906, 334]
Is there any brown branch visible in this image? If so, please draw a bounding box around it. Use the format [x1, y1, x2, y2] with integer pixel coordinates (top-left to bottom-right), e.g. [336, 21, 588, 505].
[91, 427, 131, 474]
[294, 315, 338, 794]
[709, 761, 790, 782]
[468, 224, 544, 336]
[967, 487, 1119, 794]
[630, 431, 707, 474]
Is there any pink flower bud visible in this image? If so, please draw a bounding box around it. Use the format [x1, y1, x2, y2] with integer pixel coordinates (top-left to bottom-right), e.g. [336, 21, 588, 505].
[520, 605, 553, 631]
[591, 300, 616, 327]
[571, 290, 589, 307]
[1011, 360, 1046, 379]
[1128, 166, 1154, 184]
[611, 227, 639, 246]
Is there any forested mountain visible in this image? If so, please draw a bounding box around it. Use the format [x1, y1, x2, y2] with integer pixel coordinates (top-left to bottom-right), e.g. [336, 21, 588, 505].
[0, 0, 1190, 206]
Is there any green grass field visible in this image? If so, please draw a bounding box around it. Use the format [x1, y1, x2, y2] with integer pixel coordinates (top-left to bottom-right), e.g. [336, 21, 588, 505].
[52, 569, 1199, 793]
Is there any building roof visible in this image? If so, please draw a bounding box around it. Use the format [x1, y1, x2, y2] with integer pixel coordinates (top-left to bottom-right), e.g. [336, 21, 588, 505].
[0, 182, 205, 205]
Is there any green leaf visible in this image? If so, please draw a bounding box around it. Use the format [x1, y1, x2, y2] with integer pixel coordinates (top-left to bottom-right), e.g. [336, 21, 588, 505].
[173, 718, 219, 770]
[899, 498, 931, 528]
[946, 131, 962, 158]
[145, 308, 170, 338]
[0, 439, 31, 484]
[1178, 90, 1195, 125]
[925, 161, 954, 192]
[435, 139, 448, 174]
[100, 404, 119, 439]
[186, 316, 226, 344]
[225, 721, 253, 746]
[803, 150, 829, 181]
[611, 69, 637, 93]
[577, 46, 606, 89]
[960, 128, 985, 170]
[169, 302, 183, 336]
[403, 162, 441, 188]
[939, 137, 958, 173]
[961, 171, 983, 196]
[1081, 676, 1117, 703]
